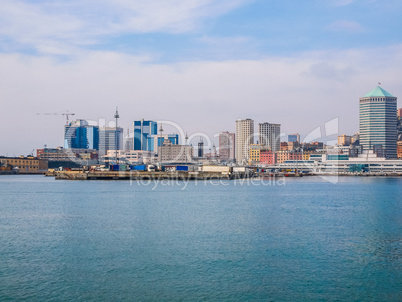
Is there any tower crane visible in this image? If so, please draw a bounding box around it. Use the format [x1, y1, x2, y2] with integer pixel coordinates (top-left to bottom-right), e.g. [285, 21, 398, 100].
[36, 111, 75, 125]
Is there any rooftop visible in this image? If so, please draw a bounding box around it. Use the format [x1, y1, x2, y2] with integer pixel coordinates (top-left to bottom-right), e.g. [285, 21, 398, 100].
[363, 86, 395, 98]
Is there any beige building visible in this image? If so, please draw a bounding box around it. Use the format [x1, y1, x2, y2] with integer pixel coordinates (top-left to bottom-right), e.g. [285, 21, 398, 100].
[158, 140, 193, 163]
[235, 118, 254, 165]
[0, 156, 47, 173]
[219, 131, 235, 160]
[248, 144, 265, 165]
[338, 134, 352, 146]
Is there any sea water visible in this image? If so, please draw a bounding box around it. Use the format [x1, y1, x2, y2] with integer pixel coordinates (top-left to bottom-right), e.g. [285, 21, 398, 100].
[0, 175, 401, 301]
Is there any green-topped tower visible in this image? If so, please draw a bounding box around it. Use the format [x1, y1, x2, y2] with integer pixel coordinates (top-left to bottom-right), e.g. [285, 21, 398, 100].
[359, 85, 398, 158]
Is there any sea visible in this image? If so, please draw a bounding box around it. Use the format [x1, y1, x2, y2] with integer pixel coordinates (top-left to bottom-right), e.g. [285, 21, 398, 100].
[0, 175, 401, 301]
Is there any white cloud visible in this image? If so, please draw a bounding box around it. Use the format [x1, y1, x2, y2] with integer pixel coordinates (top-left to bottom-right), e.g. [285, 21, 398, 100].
[1, 45, 402, 155]
[0, 0, 251, 54]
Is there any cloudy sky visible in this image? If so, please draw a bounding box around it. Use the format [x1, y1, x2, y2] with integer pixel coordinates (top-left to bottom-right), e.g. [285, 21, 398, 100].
[1, 0, 401, 155]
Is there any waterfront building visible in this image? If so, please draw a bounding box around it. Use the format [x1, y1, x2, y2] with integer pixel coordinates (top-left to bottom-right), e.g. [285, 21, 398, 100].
[101, 150, 155, 165]
[99, 127, 123, 158]
[260, 150, 276, 165]
[288, 133, 300, 143]
[397, 141, 402, 159]
[359, 86, 398, 158]
[64, 119, 99, 150]
[147, 134, 179, 152]
[275, 150, 303, 164]
[248, 144, 265, 165]
[0, 156, 47, 173]
[259, 122, 281, 152]
[398, 108, 402, 117]
[158, 140, 193, 163]
[338, 134, 352, 146]
[219, 131, 235, 161]
[235, 119, 254, 164]
[133, 119, 157, 151]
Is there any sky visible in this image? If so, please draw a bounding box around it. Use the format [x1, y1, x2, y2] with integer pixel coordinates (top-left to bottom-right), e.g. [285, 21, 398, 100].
[1, 0, 402, 155]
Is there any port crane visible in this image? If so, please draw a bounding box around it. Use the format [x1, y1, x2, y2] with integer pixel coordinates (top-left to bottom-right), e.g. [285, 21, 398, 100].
[36, 111, 75, 125]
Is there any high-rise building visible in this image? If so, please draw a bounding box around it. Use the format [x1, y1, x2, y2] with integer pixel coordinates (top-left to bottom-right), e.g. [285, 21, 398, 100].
[235, 119, 254, 164]
[219, 131, 235, 160]
[99, 127, 123, 157]
[398, 108, 402, 118]
[288, 133, 300, 143]
[64, 119, 99, 150]
[133, 119, 157, 151]
[359, 86, 398, 158]
[259, 122, 281, 152]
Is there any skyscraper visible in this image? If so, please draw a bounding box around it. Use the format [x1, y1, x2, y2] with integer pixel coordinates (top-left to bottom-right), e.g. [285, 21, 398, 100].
[235, 119, 254, 164]
[359, 86, 398, 158]
[64, 119, 99, 150]
[99, 127, 123, 158]
[133, 119, 158, 151]
[219, 131, 235, 160]
[259, 122, 281, 152]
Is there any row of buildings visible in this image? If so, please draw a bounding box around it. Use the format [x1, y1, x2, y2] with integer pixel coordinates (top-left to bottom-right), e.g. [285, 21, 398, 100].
[29, 85, 401, 168]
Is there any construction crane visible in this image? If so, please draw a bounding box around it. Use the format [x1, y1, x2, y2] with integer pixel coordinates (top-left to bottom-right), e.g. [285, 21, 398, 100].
[36, 111, 75, 125]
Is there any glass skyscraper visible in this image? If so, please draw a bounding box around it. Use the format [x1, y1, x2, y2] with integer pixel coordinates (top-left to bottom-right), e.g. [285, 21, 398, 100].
[64, 120, 99, 150]
[133, 119, 158, 151]
[359, 86, 398, 158]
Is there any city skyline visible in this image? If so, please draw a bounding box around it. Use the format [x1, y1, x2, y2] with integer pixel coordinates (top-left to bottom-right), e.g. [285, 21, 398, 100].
[1, 1, 402, 155]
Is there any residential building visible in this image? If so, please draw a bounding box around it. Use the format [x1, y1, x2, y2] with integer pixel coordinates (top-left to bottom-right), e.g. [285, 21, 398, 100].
[275, 151, 303, 164]
[248, 144, 265, 165]
[158, 140, 193, 163]
[359, 86, 398, 158]
[338, 135, 352, 146]
[99, 127, 123, 157]
[219, 131, 235, 160]
[235, 119, 254, 164]
[259, 122, 281, 152]
[398, 108, 402, 117]
[64, 119, 99, 150]
[133, 119, 157, 151]
[260, 150, 276, 165]
[397, 141, 402, 158]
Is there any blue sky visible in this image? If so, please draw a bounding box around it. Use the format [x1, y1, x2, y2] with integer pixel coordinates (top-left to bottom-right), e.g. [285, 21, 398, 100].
[0, 0, 402, 154]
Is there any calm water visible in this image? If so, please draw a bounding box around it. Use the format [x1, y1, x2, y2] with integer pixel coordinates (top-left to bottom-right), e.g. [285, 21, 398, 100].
[0, 175, 401, 301]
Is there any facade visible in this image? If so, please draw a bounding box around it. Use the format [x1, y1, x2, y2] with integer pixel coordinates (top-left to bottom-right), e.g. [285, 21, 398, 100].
[219, 131, 235, 160]
[288, 133, 300, 143]
[158, 140, 193, 163]
[398, 108, 402, 117]
[147, 134, 179, 152]
[102, 150, 154, 164]
[64, 119, 99, 150]
[359, 86, 398, 158]
[397, 141, 402, 159]
[259, 122, 281, 152]
[338, 134, 352, 146]
[275, 151, 303, 164]
[133, 119, 158, 151]
[260, 150, 276, 165]
[235, 119, 254, 164]
[0, 156, 47, 173]
[248, 144, 265, 165]
[99, 127, 124, 157]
